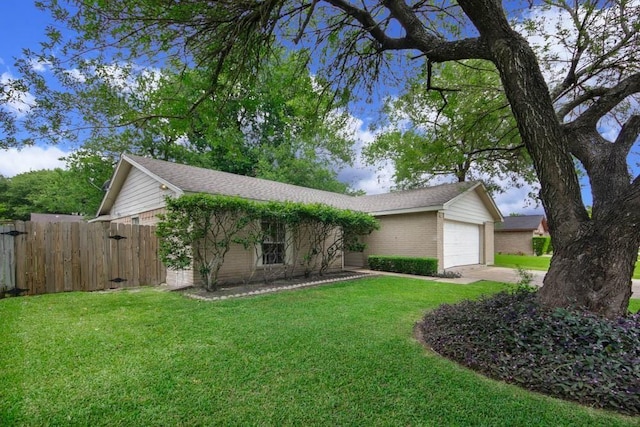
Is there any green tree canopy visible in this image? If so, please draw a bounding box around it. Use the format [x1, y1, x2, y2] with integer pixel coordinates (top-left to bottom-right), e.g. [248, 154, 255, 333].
[365, 60, 535, 192]
[1, 169, 78, 220]
[0, 150, 113, 220]
[9, 42, 355, 193]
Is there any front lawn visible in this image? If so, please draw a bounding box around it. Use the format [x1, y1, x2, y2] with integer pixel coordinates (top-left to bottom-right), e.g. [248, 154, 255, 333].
[494, 253, 551, 271]
[1, 278, 638, 426]
[494, 253, 640, 279]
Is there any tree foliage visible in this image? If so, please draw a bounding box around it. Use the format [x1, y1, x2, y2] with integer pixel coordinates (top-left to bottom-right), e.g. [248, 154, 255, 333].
[61, 149, 117, 212]
[7, 28, 355, 192]
[157, 194, 257, 291]
[0, 165, 104, 220]
[7, 0, 640, 317]
[365, 60, 535, 192]
[156, 194, 378, 289]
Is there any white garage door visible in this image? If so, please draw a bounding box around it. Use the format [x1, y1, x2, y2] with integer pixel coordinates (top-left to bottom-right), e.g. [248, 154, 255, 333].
[444, 221, 480, 268]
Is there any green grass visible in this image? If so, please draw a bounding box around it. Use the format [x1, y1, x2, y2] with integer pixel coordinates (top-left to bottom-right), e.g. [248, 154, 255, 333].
[494, 254, 552, 271]
[2, 278, 639, 426]
[495, 253, 640, 279]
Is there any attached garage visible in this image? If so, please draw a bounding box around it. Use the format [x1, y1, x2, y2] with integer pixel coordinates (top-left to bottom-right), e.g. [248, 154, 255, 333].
[356, 181, 502, 272]
[443, 220, 480, 268]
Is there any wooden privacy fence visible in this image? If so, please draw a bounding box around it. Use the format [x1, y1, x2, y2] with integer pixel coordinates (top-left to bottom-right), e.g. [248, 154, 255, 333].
[0, 221, 166, 296]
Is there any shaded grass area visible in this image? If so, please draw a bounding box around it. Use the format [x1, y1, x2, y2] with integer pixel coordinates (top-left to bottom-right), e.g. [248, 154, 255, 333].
[494, 253, 640, 279]
[1, 278, 639, 426]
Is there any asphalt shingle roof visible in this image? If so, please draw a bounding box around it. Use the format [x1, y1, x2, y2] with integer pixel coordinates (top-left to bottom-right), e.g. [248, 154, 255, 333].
[127, 154, 356, 208]
[353, 181, 478, 213]
[495, 215, 545, 231]
[123, 154, 484, 214]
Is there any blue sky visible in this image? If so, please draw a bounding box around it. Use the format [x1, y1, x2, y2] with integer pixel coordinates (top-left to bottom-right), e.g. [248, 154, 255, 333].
[0, 1, 69, 173]
[6, 1, 633, 216]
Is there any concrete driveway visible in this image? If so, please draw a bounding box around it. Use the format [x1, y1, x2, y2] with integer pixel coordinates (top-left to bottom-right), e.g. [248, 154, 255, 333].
[355, 265, 640, 298]
[449, 265, 640, 298]
[448, 265, 546, 286]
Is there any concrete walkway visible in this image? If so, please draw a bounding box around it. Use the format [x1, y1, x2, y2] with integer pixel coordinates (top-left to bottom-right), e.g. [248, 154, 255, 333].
[448, 265, 546, 286]
[354, 265, 640, 298]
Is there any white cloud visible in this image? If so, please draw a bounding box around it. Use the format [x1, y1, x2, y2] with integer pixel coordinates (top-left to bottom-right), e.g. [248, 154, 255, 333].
[64, 68, 87, 83]
[336, 115, 395, 194]
[94, 63, 162, 95]
[352, 170, 393, 195]
[29, 58, 51, 73]
[1, 71, 35, 117]
[492, 183, 543, 217]
[0, 146, 69, 177]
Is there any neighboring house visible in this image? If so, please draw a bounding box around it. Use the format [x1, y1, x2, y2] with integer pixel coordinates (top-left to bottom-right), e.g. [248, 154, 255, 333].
[494, 215, 549, 255]
[95, 154, 503, 286]
[30, 213, 86, 223]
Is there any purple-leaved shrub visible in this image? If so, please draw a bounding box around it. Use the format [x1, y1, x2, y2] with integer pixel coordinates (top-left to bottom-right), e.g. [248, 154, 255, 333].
[418, 290, 640, 415]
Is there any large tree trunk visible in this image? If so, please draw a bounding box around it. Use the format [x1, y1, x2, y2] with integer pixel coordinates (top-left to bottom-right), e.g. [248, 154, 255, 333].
[539, 219, 639, 318]
[456, 0, 639, 318]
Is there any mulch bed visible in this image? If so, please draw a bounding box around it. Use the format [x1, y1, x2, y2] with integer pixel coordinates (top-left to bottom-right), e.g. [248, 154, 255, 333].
[181, 270, 375, 301]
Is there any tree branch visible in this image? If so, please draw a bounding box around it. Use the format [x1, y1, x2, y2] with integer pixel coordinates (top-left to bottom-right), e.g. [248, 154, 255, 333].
[467, 144, 525, 157]
[547, 0, 593, 101]
[565, 72, 640, 130]
[614, 115, 640, 152]
[548, 1, 638, 102]
[324, 0, 414, 51]
[293, 0, 318, 44]
[324, 0, 490, 60]
[555, 87, 608, 121]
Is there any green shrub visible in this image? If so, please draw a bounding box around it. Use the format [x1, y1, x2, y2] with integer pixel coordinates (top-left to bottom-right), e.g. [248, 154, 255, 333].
[368, 255, 437, 276]
[158, 194, 379, 286]
[418, 290, 640, 415]
[532, 236, 551, 256]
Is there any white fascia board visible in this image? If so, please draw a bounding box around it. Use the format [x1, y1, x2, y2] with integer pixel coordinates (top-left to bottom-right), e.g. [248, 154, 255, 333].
[368, 205, 443, 217]
[122, 153, 183, 195]
[96, 158, 131, 217]
[442, 182, 482, 209]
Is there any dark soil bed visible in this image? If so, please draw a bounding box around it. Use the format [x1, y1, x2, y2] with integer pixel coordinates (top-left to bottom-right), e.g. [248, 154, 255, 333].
[182, 270, 373, 300]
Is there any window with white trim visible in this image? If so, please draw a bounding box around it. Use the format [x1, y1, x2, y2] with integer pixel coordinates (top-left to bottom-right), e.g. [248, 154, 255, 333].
[261, 220, 286, 265]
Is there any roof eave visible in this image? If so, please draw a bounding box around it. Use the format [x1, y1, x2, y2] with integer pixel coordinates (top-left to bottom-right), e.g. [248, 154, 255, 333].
[96, 157, 131, 217]
[95, 153, 184, 218]
[443, 182, 504, 222]
[122, 153, 184, 195]
[88, 214, 112, 223]
[368, 205, 443, 216]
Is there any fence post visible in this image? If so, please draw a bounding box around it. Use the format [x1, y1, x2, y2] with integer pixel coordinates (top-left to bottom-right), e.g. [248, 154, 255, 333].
[0, 222, 16, 292]
[1, 221, 29, 296]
